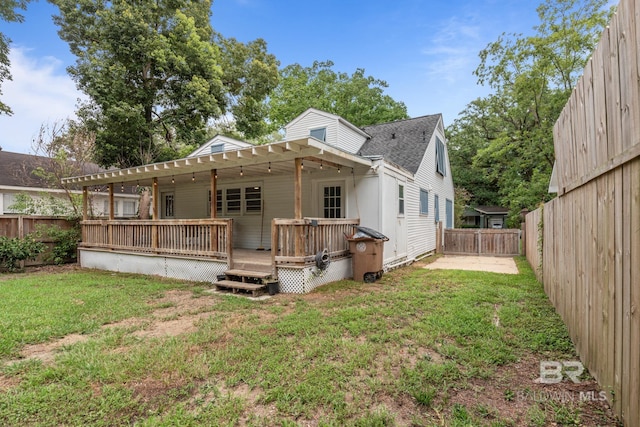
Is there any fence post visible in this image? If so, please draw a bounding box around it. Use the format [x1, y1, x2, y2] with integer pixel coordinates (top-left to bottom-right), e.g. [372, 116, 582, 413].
[18, 216, 25, 269]
[477, 230, 481, 255]
[521, 222, 526, 256]
[436, 222, 443, 253]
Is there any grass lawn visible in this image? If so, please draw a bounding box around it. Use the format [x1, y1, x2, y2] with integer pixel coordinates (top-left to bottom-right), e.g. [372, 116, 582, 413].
[0, 258, 618, 426]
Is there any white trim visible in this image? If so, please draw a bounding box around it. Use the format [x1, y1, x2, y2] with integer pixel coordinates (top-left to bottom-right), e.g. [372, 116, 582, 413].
[62, 137, 372, 186]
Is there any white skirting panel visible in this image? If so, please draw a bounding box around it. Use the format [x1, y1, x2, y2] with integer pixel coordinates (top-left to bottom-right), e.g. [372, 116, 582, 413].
[277, 257, 352, 294]
[79, 249, 227, 283]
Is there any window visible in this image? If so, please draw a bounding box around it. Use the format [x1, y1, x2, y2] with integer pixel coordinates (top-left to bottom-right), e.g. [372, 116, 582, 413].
[323, 185, 342, 218]
[310, 127, 327, 142]
[420, 189, 429, 215]
[2, 193, 17, 213]
[207, 189, 223, 216]
[434, 194, 440, 222]
[226, 188, 241, 213]
[245, 186, 262, 213]
[163, 193, 174, 218]
[398, 184, 405, 215]
[436, 137, 446, 176]
[207, 189, 224, 217]
[123, 201, 136, 216]
[210, 143, 224, 153]
[446, 199, 453, 229]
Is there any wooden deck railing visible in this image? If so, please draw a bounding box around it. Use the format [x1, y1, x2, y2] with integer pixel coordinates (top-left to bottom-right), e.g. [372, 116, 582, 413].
[271, 218, 359, 267]
[81, 219, 233, 264]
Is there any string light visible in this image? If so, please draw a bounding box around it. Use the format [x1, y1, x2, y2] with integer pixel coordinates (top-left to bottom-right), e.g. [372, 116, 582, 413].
[171, 176, 175, 184]
[240, 166, 244, 177]
[121, 183, 124, 192]
[337, 166, 341, 173]
[320, 161, 323, 170]
[136, 181, 140, 190]
[301, 160, 304, 170]
[268, 162, 271, 173]
[192, 173, 195, 182]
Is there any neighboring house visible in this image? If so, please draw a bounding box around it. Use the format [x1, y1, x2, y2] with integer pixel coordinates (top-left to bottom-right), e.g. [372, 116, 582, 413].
[63, 108, 455, 292]
[461, 205, 509, 228]
[0, 150, 139, 217]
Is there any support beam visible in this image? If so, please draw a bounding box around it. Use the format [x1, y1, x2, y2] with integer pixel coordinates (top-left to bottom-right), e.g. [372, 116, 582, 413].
[294, 158, 303, 219]
[210, 169, 217, 219]
[294, 158, 304, 257]
[152, 177, 159, 220]
[82, 186, 88, 221]
[108, 183, 115, 220]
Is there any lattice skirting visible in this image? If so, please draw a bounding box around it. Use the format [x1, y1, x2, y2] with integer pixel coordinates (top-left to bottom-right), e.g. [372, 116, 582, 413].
[277, 258, 352, 294]
[79, 249, 227, 283]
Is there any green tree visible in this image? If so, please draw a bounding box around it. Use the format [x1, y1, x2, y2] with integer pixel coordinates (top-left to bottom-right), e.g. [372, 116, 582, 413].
[447, 0, 611, 226]
[268, 60, 408, 130]
[0, 0, 30, 115]
[51, 0, 278, 168]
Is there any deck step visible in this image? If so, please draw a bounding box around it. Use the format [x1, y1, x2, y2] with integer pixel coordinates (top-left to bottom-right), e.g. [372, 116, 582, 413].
[224, 269, 272, 279]
[215, 280, 266, 296]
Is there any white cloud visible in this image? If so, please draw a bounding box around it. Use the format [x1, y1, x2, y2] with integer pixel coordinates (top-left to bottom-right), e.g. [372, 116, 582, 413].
[0, 47, 84, 154]
[421, 15, 485, 84]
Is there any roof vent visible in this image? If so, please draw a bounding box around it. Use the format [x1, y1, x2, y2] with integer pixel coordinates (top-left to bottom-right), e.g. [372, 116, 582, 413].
[391, 133, 396, 139]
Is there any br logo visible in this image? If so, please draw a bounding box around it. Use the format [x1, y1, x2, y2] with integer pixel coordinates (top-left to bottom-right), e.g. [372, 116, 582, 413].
[538, 361, 584, 384]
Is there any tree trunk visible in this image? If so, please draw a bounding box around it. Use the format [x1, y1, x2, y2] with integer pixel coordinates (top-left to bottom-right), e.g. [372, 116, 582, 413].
[138, 188, 151, 219]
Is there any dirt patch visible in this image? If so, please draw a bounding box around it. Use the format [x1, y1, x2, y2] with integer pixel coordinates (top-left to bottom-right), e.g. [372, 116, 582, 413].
[0, 263, 81, 281]
[424, 255, 519, 274]
[0, 374, 20, 390]
[445, 356, 618, 425]
[6, 290, 216, 366]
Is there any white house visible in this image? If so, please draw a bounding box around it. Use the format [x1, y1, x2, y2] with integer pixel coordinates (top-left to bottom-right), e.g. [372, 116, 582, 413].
[63, 109, 454, 293]
[0, 150, 139, 218]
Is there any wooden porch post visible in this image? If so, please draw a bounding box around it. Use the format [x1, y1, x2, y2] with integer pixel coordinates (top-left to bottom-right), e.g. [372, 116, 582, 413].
[294, 158, 304, 257]
[152, 178, 159, 220]
[294, 158, 303, 219]
[210, 169, 218, 254]
[108, 183, 114, 247]
[108, 184, 114, 220]
[210, 169, 217, 219]
[152, 178, 158, 250]
[82, 186, 88, 221]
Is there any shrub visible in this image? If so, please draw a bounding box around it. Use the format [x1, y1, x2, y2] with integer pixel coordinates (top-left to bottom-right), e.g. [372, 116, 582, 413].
[37, 223, 81, 265]
[0, 234, 46, 272]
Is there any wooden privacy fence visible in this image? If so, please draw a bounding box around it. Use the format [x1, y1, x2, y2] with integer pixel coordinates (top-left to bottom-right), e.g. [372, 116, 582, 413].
[0, 215, 76, 267]
[443, 229, 521, 256]
[524, 0, 640, 424]
[523, 208, 542, 282]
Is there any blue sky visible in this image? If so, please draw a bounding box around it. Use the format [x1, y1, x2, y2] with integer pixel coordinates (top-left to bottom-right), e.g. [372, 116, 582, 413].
[0, 0, 543, 154]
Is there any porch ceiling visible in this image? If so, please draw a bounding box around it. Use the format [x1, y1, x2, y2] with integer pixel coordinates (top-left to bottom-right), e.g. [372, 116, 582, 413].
[62, 137, 373, 187]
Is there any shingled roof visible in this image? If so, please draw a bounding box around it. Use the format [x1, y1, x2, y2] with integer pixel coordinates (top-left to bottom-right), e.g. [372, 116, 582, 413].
[359, 114, 442, 174]
[0, 150, 103, 188]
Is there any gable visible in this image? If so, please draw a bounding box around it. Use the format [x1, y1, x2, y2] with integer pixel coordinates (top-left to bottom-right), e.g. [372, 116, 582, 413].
[284, 108, 369, 154]
[359, 114, 442, 175]
[188, 135, 253, 157]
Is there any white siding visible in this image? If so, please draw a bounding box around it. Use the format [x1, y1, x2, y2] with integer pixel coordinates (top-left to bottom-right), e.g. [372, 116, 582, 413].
[285, 109, 367, 154]
[404, 117, 455, 260]
[188, 135, 252, 157]
[337, 122, 368, 154]
[286, 110, 339, 145]
[380, 168, 410, 264]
